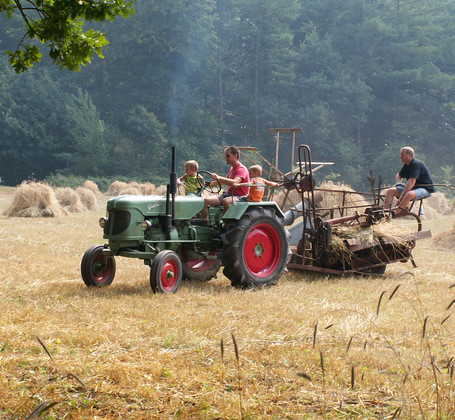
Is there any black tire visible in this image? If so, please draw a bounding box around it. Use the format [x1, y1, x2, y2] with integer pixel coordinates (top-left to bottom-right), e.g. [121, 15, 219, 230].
[81, 245, 116, 287]
[221, 207, 288, 288]
[179, 246, 221, 281]
[150, 250, 182, 294]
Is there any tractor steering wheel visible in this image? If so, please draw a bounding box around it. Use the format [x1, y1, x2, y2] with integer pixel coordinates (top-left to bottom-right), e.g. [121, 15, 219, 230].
[197, 170, 222, 195]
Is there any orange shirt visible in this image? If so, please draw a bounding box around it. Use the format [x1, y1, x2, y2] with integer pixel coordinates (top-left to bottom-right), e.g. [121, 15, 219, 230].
[248, 177, 267, 202]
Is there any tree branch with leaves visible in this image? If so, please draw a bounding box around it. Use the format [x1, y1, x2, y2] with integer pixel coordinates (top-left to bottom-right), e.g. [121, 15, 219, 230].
[1, 0, 134, 72]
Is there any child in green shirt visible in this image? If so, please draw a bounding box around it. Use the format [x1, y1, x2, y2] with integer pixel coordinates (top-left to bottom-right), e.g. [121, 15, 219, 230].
[177, 160, 201, 195]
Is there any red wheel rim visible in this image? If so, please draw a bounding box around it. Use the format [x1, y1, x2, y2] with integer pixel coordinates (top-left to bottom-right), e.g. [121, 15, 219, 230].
[243, 223, 282, 278]
[91, 253, 113, 285]
[160, 259, 179, 291]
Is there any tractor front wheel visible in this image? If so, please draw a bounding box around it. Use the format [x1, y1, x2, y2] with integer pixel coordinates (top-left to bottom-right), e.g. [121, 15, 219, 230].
[81, 245, 116, 287]
[150, 250, 182, 294]
[221, 207, 288, 288]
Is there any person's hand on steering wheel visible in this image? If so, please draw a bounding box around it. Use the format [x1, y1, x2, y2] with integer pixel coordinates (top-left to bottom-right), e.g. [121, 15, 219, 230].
[197, 170, 222, 195]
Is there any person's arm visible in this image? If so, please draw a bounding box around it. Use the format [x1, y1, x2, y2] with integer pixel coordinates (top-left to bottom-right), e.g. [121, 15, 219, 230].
[232, 182, 253, 187]
[177, 174, 185, 185]
[263, 179, 280, 188]
[397, 178, 416, 206]
[396, 173, 403, 184]
[211, 172, 242, 186]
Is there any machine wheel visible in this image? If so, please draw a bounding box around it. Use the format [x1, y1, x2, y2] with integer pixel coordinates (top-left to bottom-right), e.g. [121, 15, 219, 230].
[81, 245, 116, 287]
[179, 247, 221, 281]
[221, 207, 288, 288]
[150, 250, 182, 294]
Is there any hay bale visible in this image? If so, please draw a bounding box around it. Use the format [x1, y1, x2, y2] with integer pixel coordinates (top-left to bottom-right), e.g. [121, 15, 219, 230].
[76, 187, 97, 211]
[119, 186, 142, 195]
[432, 223, 455, 248]
[83, 180, 102, 195]
[4, 182, 67, 218]
[106, 181, 128, 196]
[140, 182, 155, 195]
[273, 189, 302, 212]
[55, 187, 87, 213]
[274, 181, 370, 215]
[155, 185, 168, 195]
[419, 191, 450, 219]
[317, 181, 370, 216]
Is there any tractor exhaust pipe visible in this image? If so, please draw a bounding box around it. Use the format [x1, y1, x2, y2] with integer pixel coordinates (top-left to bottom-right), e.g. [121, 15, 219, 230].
[161, 146, 177, 233]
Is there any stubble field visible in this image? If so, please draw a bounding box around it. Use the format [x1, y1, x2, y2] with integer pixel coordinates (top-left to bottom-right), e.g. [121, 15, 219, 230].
[1, 186, 455, 419]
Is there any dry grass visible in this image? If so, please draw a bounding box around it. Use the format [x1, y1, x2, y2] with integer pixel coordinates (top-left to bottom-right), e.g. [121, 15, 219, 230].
[1, 186, 455, 418]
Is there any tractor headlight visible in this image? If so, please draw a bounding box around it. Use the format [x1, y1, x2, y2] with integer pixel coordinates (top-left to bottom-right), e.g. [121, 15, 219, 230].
[99, 217, 107, 228]
[141, 220, 153, 232]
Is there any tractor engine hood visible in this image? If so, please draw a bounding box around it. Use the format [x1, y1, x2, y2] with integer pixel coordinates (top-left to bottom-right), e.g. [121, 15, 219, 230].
[106, 195, 205, 219]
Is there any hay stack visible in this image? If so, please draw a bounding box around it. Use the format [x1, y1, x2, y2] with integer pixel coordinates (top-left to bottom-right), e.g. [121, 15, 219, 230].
[317, 181, 370, 216]
[106, 181, 128, 196]
[419, 191, 450, 219]
[55, 187, 87, 213]
[76, 187, 97, 210]
[155, 185, 168, 195]
[274, 181, 370, 215]
[119, 186, 142, 195]
[83, 180, 102, 195]
[4, 183, 67, 217]
[273, 189, 301, 212]
[432, 222, 455, 248]
[140, 182, 155, 195]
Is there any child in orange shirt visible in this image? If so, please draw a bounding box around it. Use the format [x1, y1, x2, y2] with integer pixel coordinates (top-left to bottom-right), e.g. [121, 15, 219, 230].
[233, 165, 280, 202]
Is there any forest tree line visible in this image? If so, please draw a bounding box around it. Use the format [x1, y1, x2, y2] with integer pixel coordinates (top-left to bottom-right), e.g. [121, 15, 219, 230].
[1, 0, 455, 190]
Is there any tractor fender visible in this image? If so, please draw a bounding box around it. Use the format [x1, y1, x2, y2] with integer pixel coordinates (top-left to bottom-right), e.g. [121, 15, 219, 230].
[222, 201, 285, 221]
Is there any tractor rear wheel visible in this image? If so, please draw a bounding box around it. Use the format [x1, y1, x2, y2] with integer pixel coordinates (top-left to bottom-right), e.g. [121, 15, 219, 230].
[150, 250, 182, 294]
[179, 246, 221, 281]
[81, 245, 116, 287]
[221, 207, 288, 288]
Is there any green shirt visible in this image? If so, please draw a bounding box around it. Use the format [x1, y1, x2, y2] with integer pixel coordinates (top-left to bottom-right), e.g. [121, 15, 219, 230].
[184, 174, 200, 194]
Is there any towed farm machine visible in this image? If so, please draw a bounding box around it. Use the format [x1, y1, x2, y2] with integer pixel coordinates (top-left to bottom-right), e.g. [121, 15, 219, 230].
[280, 144, 431, 275]
[80, 141, 431, 293]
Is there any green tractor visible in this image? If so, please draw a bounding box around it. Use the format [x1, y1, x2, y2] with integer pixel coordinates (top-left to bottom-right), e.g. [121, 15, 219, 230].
[81, 147, 289, 293]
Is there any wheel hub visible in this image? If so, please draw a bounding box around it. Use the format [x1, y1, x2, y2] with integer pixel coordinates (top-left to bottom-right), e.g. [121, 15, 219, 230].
[254, 242, 265, 257]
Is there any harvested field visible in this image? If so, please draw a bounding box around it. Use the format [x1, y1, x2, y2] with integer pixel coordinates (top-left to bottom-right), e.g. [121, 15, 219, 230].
[0, 186, 455, 418]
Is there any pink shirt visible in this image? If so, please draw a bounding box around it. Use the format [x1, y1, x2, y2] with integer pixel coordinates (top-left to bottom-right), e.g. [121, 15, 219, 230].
[227, 162, 250, 196]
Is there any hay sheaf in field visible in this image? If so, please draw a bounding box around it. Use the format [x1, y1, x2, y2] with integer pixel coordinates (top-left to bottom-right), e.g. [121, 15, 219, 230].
[418, 191, 451, 219]
[432, 222, 455, 248]
[106, 181, 156, 196]
[106, 181, 128, 196]
[76, 187, 97, 211]
[82, 180, 102, 195]
[317, 181, 370, 217]
[274, 180, 370, 215]
[4, 182, 67, 217]
[55, 187, 87, 213]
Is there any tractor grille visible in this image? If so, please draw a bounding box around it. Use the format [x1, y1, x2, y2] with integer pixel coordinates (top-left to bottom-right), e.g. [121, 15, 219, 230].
[105, 210, 131, 235]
